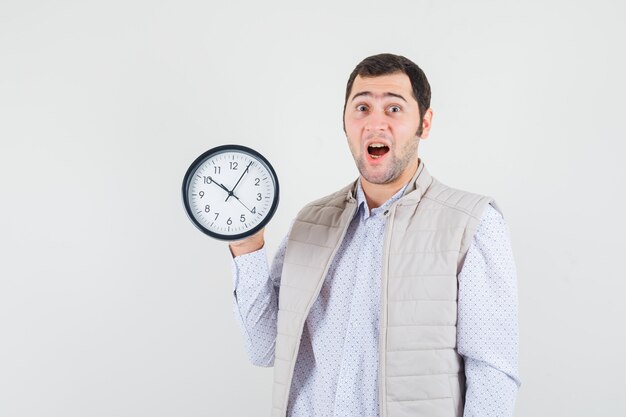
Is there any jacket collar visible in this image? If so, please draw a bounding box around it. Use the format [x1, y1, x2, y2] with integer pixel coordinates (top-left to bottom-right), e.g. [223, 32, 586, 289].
[345, 158, 433, 206]
[397, 158, 433, 205]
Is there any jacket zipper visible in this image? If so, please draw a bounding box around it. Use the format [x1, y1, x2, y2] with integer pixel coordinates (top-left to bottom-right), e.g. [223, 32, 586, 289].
[378, 204, 397, 417]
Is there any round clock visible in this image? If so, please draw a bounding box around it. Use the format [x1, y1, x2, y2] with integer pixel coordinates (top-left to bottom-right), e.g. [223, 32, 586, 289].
[182, 144, 279, 241]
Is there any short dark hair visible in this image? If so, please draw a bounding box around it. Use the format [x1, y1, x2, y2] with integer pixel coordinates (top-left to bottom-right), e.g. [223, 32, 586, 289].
[343, 53, 431, 135]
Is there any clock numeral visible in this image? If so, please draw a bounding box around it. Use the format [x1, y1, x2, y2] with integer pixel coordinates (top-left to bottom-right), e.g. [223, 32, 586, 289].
[214, 166, 221, 174]
[203, 176, 212, 184]
[199, 191, 205, 198]
[227, 217, 233, 225]
[229, 162, 238, 170]
[251, 207, 256, 214]
[204, 205, 211, 213]
[214, 213, 219, 220]
[254, 178, 260, 186]
[256, 193, 262, 201]
[240, 214, 246, 223]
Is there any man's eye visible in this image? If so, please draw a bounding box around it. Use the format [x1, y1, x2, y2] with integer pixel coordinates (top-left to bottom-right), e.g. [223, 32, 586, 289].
[356, 104, 368, 112]
[388, 106, 401, 113]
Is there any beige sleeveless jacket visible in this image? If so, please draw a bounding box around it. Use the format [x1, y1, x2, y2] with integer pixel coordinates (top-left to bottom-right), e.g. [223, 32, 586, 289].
[271, 162, 496, 417]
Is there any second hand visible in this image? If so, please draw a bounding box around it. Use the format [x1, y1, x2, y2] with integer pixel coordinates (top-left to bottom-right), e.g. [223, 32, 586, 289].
[207, 175, 253, 214]
[230, 193, 254, 214]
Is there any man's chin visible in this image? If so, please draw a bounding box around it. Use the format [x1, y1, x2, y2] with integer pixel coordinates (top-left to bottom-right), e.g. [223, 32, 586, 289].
[359, 168, 395, 185]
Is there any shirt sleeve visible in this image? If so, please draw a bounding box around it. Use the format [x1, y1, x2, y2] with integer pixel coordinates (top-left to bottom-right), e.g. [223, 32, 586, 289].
[230, 232, 288, 367]
[457, 203, 521, 417]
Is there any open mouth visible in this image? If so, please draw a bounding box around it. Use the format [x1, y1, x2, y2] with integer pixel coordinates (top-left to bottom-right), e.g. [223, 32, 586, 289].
[367, 143, 390, 159]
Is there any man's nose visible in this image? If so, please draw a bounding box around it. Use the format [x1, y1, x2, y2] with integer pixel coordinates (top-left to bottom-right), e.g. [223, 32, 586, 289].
[365, 110, 389, 132]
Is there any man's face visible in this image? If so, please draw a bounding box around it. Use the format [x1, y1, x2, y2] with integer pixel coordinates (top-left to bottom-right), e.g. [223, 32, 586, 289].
[344, 72, 431, 186]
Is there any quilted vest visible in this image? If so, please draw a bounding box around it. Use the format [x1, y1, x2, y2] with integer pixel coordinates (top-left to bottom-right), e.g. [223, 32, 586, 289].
[271, 162, 496, 417]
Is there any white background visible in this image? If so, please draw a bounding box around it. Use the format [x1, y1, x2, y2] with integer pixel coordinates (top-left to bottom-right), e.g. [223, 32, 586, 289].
[1, 1, 625, 416]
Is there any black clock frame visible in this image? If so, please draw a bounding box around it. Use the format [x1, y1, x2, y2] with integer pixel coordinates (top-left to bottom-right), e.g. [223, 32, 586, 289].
[182, 144, 280, 241]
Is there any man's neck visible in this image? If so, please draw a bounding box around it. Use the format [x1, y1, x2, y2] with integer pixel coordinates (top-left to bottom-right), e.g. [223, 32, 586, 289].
[360, 161, 419, 210]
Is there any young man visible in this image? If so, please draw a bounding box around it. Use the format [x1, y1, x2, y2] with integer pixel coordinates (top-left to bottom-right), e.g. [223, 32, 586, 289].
[229, 53, 520, 417]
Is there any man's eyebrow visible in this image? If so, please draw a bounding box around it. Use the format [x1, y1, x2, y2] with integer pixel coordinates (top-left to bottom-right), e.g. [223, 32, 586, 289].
[350, 91, 407, 102]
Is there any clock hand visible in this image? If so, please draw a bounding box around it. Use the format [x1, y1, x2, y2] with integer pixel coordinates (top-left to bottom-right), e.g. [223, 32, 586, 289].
[207, 177, 231, 195]
[206, 175, 253, 213]
[230, 193, 255, 214]
[226, 161, 253, 202]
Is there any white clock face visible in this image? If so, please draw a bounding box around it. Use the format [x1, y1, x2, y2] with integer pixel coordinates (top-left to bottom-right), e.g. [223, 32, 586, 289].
[183, 147, 278, 240]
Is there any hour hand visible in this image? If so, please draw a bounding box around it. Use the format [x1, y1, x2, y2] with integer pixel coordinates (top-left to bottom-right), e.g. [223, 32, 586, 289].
[208, 176, 231, 195]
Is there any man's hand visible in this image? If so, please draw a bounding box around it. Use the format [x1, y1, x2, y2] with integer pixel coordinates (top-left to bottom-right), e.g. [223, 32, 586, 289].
[229, 228, 265, 257]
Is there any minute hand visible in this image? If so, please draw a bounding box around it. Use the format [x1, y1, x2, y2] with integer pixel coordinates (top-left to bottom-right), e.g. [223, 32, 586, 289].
[226, 161, 253, 202]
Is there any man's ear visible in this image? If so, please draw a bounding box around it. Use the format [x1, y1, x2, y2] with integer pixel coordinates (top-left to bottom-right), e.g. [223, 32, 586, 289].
[419, 108, 434, 139]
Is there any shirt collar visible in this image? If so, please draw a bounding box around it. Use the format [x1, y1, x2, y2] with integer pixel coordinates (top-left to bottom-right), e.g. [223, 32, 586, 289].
[355, 178, 409, 220]
[346, 159, 431, 203]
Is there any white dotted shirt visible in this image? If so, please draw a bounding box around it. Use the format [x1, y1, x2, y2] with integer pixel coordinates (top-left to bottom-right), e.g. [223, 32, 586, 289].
[231, 180, 520, 417]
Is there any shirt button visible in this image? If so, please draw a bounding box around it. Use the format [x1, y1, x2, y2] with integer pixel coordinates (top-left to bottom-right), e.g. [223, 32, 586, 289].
[383, 210, 389, 216]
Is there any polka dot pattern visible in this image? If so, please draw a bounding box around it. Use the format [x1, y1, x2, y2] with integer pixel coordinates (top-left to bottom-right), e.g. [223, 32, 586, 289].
[231, 189, 520, 417]
[458, 203, 521, 416]
[230, 246, 278, 367]
[286, 181, 404, 417]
